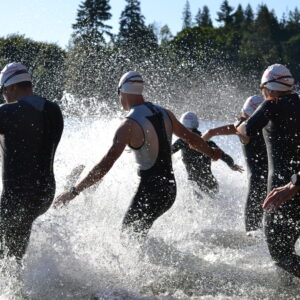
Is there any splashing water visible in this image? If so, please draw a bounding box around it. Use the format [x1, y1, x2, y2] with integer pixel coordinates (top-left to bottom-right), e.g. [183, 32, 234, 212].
[1, 111, 300, 300]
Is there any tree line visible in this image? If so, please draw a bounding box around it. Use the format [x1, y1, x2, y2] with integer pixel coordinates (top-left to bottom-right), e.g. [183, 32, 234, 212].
[0, 0, 299, 119]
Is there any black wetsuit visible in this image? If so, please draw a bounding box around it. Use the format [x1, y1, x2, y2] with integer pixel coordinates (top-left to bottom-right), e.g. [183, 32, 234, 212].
[245, 93, 300, 277]
[242, 131, 268, 232]
[0, 95, 63, 260]
[172, 129, 235, 198]
[122, 102, 176, 238]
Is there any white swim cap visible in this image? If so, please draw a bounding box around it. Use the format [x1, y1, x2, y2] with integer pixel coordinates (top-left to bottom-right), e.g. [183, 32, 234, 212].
[180, 112, 199, 129]
[0, 62, 31, 88]
[241, 95, 264, 117]
[118, 71, 144, 95]
[260, 64, 294, 91]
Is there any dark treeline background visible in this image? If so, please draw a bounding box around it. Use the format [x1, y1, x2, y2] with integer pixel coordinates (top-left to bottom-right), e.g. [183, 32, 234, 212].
[0, 0, 300, 119]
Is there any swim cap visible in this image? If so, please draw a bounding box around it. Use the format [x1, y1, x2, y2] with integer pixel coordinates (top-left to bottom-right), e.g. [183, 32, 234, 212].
[241, 95, 264, 117]
[0, 62, 31, 88]
[260, 64, 294, 91]
[118, 71, 144, 95]
[180, 112, 199, 129]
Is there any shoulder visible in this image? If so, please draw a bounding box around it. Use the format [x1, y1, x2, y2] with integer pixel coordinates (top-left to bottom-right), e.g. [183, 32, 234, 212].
[45, 99, 61, 110]
[0, 102, 19, 114]
[118, 118, 140, 133]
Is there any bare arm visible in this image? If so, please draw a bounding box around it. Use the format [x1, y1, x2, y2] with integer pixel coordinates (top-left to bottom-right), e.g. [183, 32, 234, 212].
[167, 110, 221, 160]
[202, 124, 236, 141]
[54, 119, 134, 207]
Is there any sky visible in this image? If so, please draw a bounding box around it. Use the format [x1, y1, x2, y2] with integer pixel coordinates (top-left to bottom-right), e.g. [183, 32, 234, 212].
[0, 0, 299, 48]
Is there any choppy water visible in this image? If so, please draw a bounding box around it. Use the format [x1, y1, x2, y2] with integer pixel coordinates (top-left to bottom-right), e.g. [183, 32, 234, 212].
[1, 115, 300, 300]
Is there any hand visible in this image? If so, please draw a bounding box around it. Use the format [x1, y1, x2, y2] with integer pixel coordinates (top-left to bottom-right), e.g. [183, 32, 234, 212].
[263, 182, 300, 212]
[202, 130, 213, 141]
[231, 164, 244, 173]
[211, 148, 222, 161]
[53, 191, 77, 208]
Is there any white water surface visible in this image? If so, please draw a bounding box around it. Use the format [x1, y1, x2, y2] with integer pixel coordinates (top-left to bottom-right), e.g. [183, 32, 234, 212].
[1, 115, 300, 300]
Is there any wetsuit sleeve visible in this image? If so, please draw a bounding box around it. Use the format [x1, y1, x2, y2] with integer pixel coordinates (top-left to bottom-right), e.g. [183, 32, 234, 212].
[245, 102, 271, 137]
[171, 139, 185, 154]
[207, 140, 235, 167]
[0, 105, 8, 134]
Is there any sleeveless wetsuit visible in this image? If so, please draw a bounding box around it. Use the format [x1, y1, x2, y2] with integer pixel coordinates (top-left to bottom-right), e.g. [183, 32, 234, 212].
[122, 102, 176, 237]
[245, 93, 300, 277]
[242, 130, 268, 232]
[0, 95, 63, 260]
[172, 129, 235, 198]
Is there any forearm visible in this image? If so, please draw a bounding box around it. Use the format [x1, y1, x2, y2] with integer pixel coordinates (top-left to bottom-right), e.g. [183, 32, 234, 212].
[75, 155, 115, 193]
[221, 152, 235, 167]
[209, 124, 236, 136]
[188, 133, 215, 158]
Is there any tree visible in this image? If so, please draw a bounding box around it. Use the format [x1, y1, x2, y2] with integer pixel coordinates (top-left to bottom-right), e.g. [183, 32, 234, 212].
[72, 0, 112, 44]
[239, 5, 281, 71]
[201, 6, 213, 27]
[195, 6, 213, 27]
[283, 34, 300, 79]
[160, 25, 173, 45]
[118, 0, 157, 49]
[216, 0, 234, 26]
[0, 35, 65, 101]
[233, 4, 244, 27]
[182, 0, 192, 29]
[286, 8, 300, 37]
[119, 0, 145, 41]
[244, 4, 254, 26]
[195, 8, 202, 26]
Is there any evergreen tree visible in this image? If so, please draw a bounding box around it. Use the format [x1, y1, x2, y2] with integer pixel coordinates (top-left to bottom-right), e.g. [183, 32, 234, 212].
[72, 0, 112, 44]
[201, 6, 213, 27]
[286, 7, 300, 36]
[195, 8, 202, 27]
[182, 0, 192, 29]
[195, 6, 212, 27]
[160, 25, 173, 45]
[244, 4, 254, 26]
[216, 0, 234, 26]
[118, 0, 157, 51]
[239, 5, 281, 70]
[233, 4, 244, 27]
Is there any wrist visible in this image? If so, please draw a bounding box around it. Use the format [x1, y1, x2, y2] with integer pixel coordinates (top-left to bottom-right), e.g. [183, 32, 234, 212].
[70, 186, 80, 196]
[210, 148, 216, 159]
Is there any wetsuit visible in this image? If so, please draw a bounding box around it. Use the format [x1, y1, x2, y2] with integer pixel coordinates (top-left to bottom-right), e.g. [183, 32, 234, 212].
[245, 93, 300, 277]
[122, 102, 176, 238]
[0, 95, 63, 260]
[242, 131, 268, 232]
[172, 129, 235, 198]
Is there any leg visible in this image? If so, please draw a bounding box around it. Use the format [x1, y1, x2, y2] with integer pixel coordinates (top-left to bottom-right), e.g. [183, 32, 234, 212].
[195, 175, 219, 198]
[245, 180, 267, 231]
[0, 188, 54, 261]
[244, 174, 266, 232]
[122, 176, 176, 239]
[265, 211, 300, 278]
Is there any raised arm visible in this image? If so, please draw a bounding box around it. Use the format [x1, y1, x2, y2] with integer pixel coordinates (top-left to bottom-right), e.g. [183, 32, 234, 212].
[54, 119, 134, 207]
[202, 124, 237, 141]
[167, 110, 221, 160]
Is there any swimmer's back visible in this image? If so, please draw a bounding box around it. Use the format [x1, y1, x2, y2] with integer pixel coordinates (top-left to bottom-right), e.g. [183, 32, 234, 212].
[0, 95, 63, 186]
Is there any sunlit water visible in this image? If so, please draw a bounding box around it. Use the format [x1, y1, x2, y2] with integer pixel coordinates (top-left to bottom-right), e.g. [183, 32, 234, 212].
[1, 114, 300, 300]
